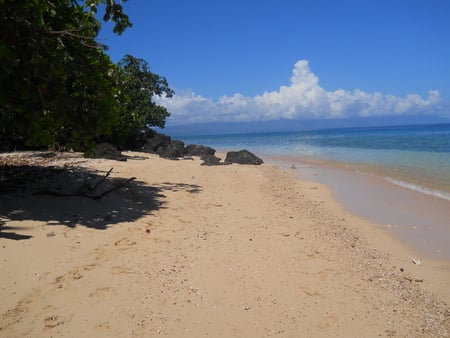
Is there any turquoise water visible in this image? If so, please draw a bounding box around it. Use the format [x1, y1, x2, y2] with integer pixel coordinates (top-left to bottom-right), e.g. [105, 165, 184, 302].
[175, 123, 450, 201]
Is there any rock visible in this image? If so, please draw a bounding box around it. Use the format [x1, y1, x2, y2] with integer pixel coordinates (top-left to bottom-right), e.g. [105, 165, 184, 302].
[141, 131, 185, 159]
[200, 154, 223, 166]
[184, 144, 216, 157]
[156, 140, 185, 159]
[88, 143, 127, 161]
[142, 132, 172, 153]
[224, 149, 263, 165]
[138, 130, 262, 165]
[411, 257, 422, 265]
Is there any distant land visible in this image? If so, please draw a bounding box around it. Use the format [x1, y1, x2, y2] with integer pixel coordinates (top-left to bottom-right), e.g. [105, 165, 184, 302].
[161, 115, 450, 137]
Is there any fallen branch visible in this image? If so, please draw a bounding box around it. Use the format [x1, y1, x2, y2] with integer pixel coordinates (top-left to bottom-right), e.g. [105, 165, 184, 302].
[86, 167, 113, 191]
[34, 177, 136, 200]
[92, 177, 136, 200]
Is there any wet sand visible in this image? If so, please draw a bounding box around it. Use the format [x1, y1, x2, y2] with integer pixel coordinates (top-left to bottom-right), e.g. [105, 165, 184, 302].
[267, 155, 450, 261]
[1, 151, 449, 337]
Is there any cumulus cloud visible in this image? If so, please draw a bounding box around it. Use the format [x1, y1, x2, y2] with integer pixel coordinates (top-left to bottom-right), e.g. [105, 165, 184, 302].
[155, 60, 442, 125]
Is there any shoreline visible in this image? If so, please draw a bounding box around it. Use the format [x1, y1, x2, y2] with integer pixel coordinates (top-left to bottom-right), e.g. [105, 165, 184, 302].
[252, 150, 450, 202]
[264, 153, 450, 262]
[1, 151, 449, 336]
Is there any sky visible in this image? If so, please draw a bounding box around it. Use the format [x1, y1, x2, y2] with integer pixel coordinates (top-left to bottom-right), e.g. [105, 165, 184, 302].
[99, 0, 450, 128]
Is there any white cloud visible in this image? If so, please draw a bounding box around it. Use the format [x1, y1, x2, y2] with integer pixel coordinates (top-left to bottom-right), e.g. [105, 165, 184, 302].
[155, 60, 442, 125]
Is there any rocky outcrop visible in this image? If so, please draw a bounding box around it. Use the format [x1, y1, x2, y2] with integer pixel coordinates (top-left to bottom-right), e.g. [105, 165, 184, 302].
[156, 140, 185, 159]
[141, 132, 171, 153]
[184, 144, 216, 157]
[200, 154, 223, 166]
[88, 143, 127, 161]
[141, 131, 184, 160]
[224, 149, 263, 165]
[138, 130, 264, 165]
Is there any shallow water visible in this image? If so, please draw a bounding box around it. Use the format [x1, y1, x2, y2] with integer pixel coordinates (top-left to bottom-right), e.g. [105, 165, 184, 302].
[271, 157, 450, 260]
[177, 123, 450, 201]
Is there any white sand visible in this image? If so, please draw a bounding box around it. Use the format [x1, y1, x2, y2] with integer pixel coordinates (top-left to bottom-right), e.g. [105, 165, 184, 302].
[1, 152, 449, 337]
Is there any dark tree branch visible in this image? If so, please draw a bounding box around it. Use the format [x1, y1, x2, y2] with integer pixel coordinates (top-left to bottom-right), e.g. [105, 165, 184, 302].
[34, 177, 136, 200]
[33, 167, 136, 200]
[86, 167, 113, 191]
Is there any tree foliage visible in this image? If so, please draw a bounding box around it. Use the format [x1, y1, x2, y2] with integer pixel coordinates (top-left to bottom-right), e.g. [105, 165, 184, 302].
[110, 55, 174, 148]
[0, 0, 173, 151]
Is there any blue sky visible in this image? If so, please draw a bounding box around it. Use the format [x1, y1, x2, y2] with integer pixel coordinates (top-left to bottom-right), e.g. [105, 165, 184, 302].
[99, 0, 450, 127]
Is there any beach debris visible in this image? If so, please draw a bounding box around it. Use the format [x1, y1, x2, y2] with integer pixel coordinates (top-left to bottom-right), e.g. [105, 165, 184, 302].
[243, 306, 252, 311]
[85, 167, 113, 191]
[290, 164, 297, 169]
[411, 257, 422, 265]
[46, 231, 56, 237]
[34, 168, 136, 200]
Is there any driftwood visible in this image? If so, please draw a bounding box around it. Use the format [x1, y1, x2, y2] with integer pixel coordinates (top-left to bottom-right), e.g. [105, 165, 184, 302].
[33, 168, 136, 200]
[85, 167, 113, 191]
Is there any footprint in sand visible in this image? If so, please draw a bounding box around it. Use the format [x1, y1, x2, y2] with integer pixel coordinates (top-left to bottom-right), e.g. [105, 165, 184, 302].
[54, 268, 83, 288]
[90, 248, 110, 266]
[317, 314, 338, 330]
[89, 287, 112, 299]
[44, 314, 64, 328]
[55, 275, 65, 283]
[318, 268, 337, 282]
[95, 321, 111, 332]
[299, 285, 322, 298]
[114, 238, 137, 251]
[72, 271, 83, 280]
[111, 265, 136, 274]
[83, 264, 96, 271]
[1, 302, 29, 329]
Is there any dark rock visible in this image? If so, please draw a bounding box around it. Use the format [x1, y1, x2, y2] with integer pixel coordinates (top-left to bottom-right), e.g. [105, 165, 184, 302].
[184, 144, 216, 157]
[142, 132, 172, 153]
[224, 149, 263, 165]
[141, 131, 185, 159]
[156, 140, 185, 159]
[88, 143, 127, 161]
[200, 154, 223, 166]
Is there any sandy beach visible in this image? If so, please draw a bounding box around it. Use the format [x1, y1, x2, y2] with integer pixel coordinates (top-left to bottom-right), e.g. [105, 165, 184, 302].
[1, 151, 449, 337]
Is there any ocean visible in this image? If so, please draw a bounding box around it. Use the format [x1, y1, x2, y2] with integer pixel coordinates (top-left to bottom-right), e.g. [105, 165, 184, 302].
[175, 123, 450, 202]
[175, 123, 450, 259]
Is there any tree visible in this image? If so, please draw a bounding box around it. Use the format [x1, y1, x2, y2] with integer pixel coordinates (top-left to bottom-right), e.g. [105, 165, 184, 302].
[110, 55, 174, 148]
[0, 0, 131, 150]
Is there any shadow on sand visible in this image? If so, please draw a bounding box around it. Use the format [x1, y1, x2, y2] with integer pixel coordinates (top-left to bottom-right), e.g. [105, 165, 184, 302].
[0, 165, 201, 240]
